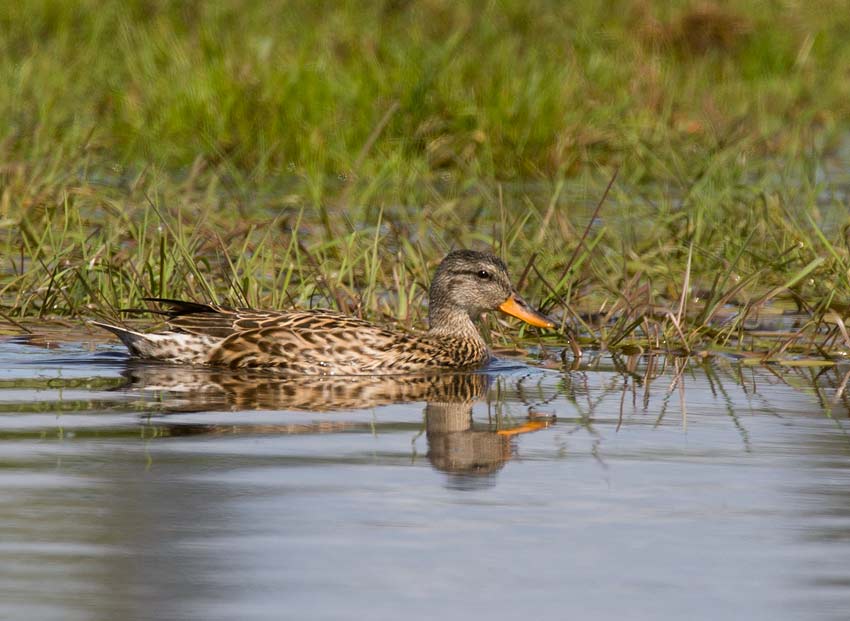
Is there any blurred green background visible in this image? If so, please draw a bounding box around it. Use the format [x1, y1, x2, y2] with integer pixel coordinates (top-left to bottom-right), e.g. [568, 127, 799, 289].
[3, 0, 848, 179]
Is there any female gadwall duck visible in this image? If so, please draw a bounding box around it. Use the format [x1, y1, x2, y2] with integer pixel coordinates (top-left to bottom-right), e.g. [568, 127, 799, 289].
[92, 250, 554, 374]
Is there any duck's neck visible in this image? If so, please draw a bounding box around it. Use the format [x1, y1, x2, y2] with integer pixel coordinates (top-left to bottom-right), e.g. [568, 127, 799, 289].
[427, 307, 485, 343]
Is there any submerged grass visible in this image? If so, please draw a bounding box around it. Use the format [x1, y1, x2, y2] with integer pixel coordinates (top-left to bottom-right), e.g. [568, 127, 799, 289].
[2, 0, 850, 359]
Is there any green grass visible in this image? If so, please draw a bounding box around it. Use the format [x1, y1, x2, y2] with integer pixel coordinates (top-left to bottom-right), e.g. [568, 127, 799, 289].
[2, 0, 850, 359]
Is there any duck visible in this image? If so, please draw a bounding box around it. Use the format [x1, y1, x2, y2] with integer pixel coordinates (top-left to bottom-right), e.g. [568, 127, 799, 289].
[91, 249, 555, 374]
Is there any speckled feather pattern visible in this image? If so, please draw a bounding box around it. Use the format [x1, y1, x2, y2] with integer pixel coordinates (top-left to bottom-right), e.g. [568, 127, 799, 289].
[184, 306, 489, 373]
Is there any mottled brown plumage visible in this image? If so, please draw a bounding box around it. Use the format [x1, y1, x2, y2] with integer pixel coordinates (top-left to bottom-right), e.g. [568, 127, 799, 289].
[92, 250, 554, 374]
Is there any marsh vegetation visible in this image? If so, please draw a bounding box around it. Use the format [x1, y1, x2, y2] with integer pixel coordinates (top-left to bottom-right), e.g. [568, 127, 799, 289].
[2, 0, 850, 360]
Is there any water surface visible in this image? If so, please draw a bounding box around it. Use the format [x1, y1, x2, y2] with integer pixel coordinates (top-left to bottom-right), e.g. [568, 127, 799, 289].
[1, 330, 850, 621]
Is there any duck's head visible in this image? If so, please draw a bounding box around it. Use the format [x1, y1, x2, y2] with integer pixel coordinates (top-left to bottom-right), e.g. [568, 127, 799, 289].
[428, 250, 555, 330]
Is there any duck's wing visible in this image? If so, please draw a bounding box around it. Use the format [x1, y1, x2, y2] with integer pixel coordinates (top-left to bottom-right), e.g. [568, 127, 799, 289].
[206, 319, 488, 373]
[205, 313, 409, 371]
[142, 298, 342, 340]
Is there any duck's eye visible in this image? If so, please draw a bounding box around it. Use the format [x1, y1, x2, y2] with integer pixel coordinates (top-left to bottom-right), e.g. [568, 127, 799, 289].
[476, 270, 491, 280]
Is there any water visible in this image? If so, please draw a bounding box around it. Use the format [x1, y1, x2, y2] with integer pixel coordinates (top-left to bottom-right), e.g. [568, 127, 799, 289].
[2, 331, 850, 621]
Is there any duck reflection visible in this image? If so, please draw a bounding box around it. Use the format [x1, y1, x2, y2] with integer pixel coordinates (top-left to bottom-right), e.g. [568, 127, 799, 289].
[121, 363, 553, 480]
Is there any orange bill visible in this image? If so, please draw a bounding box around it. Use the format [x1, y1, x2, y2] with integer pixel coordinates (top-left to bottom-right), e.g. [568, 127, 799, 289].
[498, 293, 555, 329]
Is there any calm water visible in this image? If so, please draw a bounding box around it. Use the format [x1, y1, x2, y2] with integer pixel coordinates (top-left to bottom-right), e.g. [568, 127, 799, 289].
[2, 332, 850, 621]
